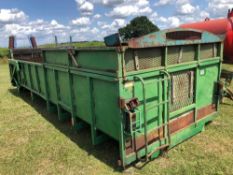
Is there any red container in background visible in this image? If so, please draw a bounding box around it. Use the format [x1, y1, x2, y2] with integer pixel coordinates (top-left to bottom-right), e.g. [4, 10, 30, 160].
[180, 9, 233, 63]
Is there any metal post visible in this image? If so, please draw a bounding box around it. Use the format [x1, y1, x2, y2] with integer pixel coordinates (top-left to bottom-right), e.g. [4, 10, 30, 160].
[55, 35, 58, 46]
[69, 35, 72, 44]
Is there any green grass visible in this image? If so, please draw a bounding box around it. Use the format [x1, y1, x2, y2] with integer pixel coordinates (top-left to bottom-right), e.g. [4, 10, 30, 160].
[1, 63, 233, 175]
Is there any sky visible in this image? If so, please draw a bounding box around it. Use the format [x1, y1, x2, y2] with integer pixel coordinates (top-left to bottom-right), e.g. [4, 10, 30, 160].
[0, 0, 233, 47]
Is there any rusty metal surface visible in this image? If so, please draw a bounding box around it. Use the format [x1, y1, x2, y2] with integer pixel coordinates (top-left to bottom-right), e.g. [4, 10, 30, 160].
[127, 28, 222, 49]
[166, 31, 202, 40]
[197, 104, 216, 120]
[169, 111, 194, 134]
[8, 35, 15, 49]
[29, 36, 38, 48]
[12, 48, 43, 63]
[125, 104, 217, 155]
[125, 128, 164, 155]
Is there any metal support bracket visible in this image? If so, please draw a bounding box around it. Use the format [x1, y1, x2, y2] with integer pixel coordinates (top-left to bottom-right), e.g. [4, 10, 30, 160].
[67, 49, 78, 67]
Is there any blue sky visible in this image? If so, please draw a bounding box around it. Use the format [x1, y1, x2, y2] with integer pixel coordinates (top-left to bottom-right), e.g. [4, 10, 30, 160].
[0, 0, 232, 47]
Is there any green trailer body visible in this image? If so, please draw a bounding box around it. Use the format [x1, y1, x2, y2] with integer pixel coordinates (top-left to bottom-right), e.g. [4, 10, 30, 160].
[8, 28, 223, 168]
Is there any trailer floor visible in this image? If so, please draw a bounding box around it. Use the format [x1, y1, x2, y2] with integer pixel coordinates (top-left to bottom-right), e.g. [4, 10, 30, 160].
[1, 62, 233, 175]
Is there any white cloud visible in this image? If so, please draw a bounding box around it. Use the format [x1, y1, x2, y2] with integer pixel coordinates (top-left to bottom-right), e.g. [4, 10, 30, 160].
[93, 0, 149, 7]
[177, 3, 197, 15]
[139, 7, 152, 14]
[200, 11, 210, 18]
[5, 19, 68, 37]
[1, 1, 230, 47]
[176, 0, 189, 4]
[99, 0, 124, 6]
[0, 8, 27, 23]
[112, 18, 126, 28]
[71, 17, 90, 26]
[90, 27, 99, 34]
[107, 5, 138, 18]
[149, 12, 158, 23]
[97, 21, 106, 26]
[136, 0, 149, 7]
[207, 0, 233, 17]
[107, 4, 152, 18]
[51, 19, 58, 26]
[93, 14, 101, 19]
[154, 0, 171, 6]
[156, 16, 180, 28]
[103, 0, 151, 18]
[75, 0, 94, 15]
[101, 19, 125, 32]
[70, 26, 103, 41]
[167, 16, 180, 27]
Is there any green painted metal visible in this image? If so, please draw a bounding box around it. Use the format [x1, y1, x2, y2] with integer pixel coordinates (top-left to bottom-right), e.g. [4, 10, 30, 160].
[8, 29, 223, 168]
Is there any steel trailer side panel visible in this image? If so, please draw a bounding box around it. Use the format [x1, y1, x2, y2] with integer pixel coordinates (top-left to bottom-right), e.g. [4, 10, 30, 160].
[37, 66, 46, 96]
[197, 64, 219, 108]
[92, 79, 120, 140]
[72, 75, 92, 123]
[46, 69, 58, 104]
[44, 50, 69, 66]
[11, 59, 122, 141]
[74, 51, 119, 73]
[57, 71, 71, 108]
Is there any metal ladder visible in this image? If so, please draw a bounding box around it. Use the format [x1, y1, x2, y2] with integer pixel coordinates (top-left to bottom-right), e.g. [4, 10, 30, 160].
[134, 70, 171, 160]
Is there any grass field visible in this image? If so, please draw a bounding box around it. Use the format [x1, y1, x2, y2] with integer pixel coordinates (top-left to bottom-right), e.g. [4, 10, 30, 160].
[1, 62, 233, 175]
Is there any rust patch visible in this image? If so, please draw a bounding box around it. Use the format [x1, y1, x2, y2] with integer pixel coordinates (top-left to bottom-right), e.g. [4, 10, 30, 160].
[128, 39, 139, 48]
[197, 104, 216, 120]
[148, 34, 156, 39]
[169, 111, 194, 134]
[125, 104, 217, 155]
[12, 48, 43, 63]
[125, 128, 164, 155]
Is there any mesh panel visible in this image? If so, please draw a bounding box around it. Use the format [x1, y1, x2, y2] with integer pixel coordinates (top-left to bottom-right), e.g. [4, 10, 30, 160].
[170, 71, 194, 112]
[167, 47, 180, 65]
[125, 50, 135, 72]
[137, 48, 162, 69]
[124, 48, 162, 72]
[200, 43, 217, 59]
[182, 46, 196, 62]
[167, 46, 196, 65]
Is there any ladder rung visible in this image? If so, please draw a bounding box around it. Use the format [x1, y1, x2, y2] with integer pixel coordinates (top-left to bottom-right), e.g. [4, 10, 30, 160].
[147, 100, 169, 110]
[143, 78, 169, 86]
[154, 121, 170, 131]
[148, 144, 169, 158]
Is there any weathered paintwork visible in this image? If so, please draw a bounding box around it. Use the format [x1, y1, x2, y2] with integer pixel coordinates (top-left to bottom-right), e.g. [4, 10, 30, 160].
[127, 28, 221, 48]
[8, 29, 223, 168]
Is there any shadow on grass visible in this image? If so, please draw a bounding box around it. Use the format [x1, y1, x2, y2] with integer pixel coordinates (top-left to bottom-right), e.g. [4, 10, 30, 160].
[9, 87, 122, 172]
